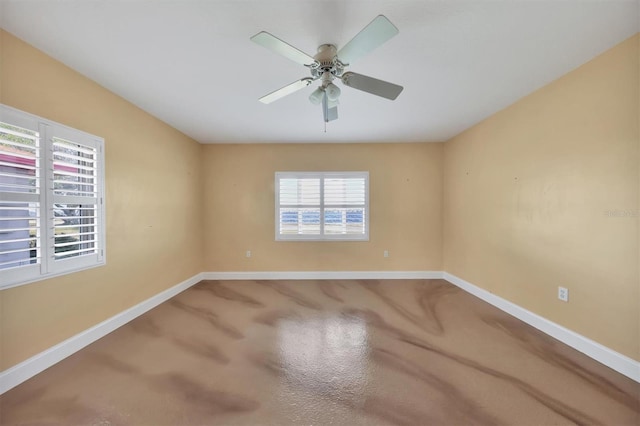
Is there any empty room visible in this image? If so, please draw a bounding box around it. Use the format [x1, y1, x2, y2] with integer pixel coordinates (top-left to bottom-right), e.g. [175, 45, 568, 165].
[0, 0, 638, 425]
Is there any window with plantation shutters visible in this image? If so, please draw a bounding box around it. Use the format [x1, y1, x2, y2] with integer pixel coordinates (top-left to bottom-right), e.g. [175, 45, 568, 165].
[0, 105, 105, 289]
[275, 172, 369, 241]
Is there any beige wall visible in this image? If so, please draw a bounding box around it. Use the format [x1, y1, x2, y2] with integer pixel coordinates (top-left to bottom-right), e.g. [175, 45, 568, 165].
[443, 35, 639, 360]
[0, 31, 204, 369]
[202, 143, 443, 271]
[1, 27, 638, 373]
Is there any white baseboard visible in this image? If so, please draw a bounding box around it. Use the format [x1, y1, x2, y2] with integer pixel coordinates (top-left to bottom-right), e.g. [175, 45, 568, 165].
[443, 272, 640, 383]
[201, 270, 444, 280]
[0, 272, 204, 395]
[2, 270, 637, 395]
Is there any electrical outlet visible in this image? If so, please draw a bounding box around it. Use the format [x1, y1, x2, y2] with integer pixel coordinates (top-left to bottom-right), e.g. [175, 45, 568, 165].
[383, 250, 390, 258]
[246, 250, 251, 258]
[558, 286, 569, 302]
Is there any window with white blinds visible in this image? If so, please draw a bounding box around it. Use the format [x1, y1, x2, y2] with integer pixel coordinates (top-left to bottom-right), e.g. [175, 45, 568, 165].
[0, 104, 105, 289]
[275, 172, 369, 241]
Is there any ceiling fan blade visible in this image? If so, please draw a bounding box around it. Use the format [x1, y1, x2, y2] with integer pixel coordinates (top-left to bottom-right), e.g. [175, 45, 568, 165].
[341, 72, 403, 100]
[250, 31, 316, 66]
[259, 78, 314, 104]
[337, 15, 399, 65]
[322, 92, 338, 122]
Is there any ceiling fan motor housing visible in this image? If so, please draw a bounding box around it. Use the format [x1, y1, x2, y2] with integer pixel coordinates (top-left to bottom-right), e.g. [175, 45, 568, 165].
[311, 44, 344, 78]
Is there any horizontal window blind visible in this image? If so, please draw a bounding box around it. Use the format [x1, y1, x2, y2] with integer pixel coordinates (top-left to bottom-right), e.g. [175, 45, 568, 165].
[275, 172, 369, 241]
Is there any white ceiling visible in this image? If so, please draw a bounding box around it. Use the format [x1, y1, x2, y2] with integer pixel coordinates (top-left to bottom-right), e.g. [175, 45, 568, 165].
[1, 1, 638, 144]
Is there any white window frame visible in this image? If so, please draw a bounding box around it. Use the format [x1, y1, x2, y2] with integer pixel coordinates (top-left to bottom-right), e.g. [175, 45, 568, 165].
[0, 104, 106, 290]
[275, 171, 369, 241]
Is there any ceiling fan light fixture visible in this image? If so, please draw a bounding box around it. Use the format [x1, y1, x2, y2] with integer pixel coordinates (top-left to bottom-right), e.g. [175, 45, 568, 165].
[325, 83, 341, 102]
[309, 87, 325, 105]
[251, 15, 403, 123]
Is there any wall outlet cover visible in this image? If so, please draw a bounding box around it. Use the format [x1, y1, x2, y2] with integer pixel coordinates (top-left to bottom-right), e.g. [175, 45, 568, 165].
[558, 286, 569, 302]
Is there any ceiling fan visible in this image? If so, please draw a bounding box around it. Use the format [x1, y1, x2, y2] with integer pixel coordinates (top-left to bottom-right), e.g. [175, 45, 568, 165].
[250, 15, 403, 123]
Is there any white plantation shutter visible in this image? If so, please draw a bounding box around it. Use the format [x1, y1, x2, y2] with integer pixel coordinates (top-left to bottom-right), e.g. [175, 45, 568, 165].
[278, 177, 321, 235]
[275, 172, 369, 241]
[0, 105, 105, 289]
[48, 131, 103, 272]
[323, 176, 367, 236]
[0, 114, 43, 285]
